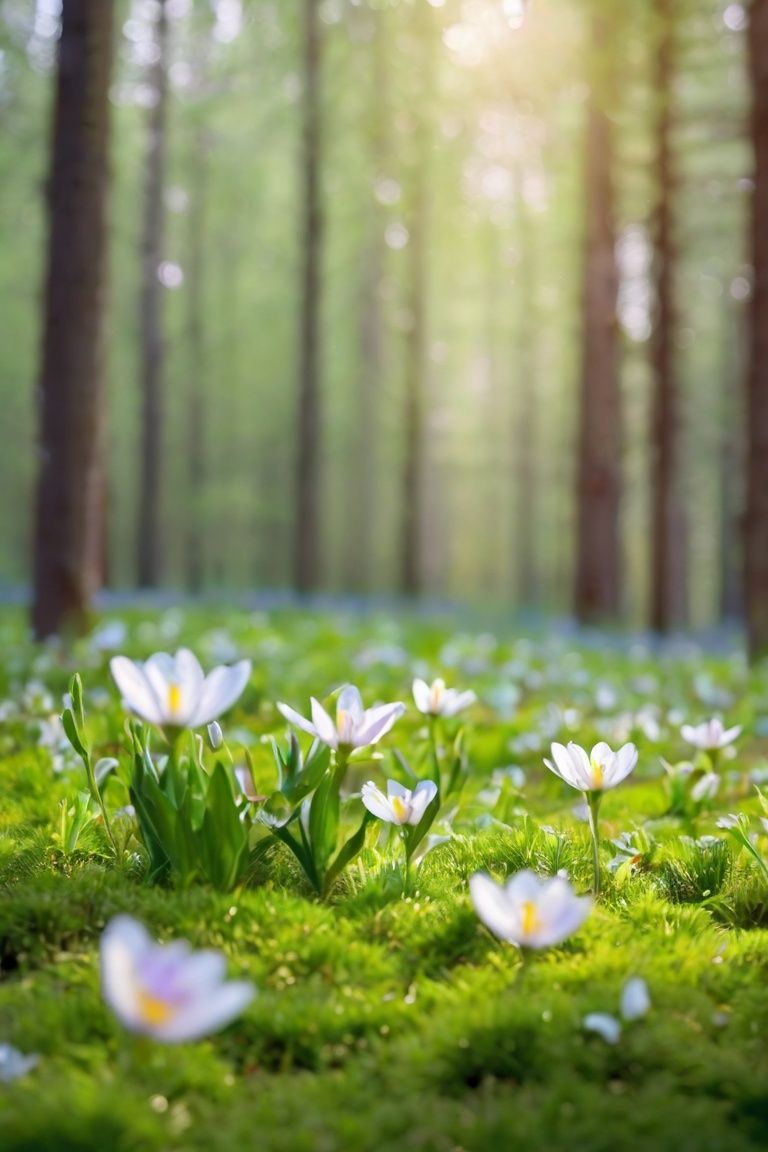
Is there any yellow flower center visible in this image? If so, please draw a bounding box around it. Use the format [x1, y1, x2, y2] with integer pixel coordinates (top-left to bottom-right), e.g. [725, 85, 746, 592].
[521, 901, 541, 937]
[590, 759, 604, 789]
[167, 683, 182, 717]
[137, 989, 176, 1027]
[391, 795, 410, 823]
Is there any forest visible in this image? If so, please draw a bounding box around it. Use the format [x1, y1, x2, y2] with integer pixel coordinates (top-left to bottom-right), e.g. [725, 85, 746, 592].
[3, 4, 768, 1152]
[1, 0, 766, 651]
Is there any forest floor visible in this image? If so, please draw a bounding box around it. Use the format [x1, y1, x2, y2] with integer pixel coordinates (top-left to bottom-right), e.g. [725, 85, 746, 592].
[1, 604, 768, 1152]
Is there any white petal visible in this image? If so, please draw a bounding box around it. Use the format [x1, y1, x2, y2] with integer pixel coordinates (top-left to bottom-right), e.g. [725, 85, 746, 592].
[276, 701, 319, 739]
[583, 1013, 622, 1044]
[173, 649, 206, 722]
[337, 685, 364, 725]
[547, 743, 582, 790]
[192, 660, 251, 727]
[680, 724, 699, 746]
[101, 915, 151, 1028]
[443, 689, 476, 717]
[109, 657, 164, 725]
[153, 982, 255, 1043]
[361, 781, 395, 822]
[412, 678, 431, 713]
[310, 698, 339, 748]
[353, 702, 406, 748]
[605, 743, 638, 788]
[386, 779, 410, 800]
[470, 872, 519, 945]
[407, 779, 438, 824]
[721, 724, 742, 746]
[620, 977, 650, 1021]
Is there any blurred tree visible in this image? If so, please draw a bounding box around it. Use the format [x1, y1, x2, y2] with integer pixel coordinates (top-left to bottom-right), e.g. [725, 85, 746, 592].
[399, 0, 434, 598]
[32, 0, 115, 637]
[137, 0, 170, 587]
[294, 0, 323, 594]
[746, 0, 768, 658]
[574, 4, 622, 623]
[649, 0, 687, 632]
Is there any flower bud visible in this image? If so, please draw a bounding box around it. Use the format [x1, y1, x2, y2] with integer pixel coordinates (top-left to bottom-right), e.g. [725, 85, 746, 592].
[207, 721, 223, 750]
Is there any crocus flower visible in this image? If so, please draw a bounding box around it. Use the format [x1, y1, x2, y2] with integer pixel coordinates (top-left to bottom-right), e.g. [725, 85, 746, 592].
[100, 915, 254, 1043]
[544, 741, 638, 793]
[680, 718, 741, 751]
[469, 869, 591, 949]
[412, 677, 476, 718]
[277, 684, 405, 752]
[621, 976, 651, 1021]
[109, 649, 251, 730]
[0, 1043, 38, 1082]
[361, 778, 438, 826]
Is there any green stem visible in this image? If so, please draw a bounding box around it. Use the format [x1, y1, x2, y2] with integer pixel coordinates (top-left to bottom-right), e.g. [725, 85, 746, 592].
[85, 755, 119, 860]
[586, 790, 602, 896]
[402, 833, 411, 895]
[428, 716, 441, 785]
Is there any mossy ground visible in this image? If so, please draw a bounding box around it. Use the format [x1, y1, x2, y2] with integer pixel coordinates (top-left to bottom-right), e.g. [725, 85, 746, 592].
[1, 605, 768, 1151]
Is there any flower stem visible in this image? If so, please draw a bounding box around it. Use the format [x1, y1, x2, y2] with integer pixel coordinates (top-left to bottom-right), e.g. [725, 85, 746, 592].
[586, 790, 602, 896]
[85, 755, 119, 861]
[428, 715, 441, 785]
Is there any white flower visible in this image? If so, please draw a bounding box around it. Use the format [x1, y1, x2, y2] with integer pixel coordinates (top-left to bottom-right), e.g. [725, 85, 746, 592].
[469, 869, 591, 949]
[277, 684, 405, 751]
[620, 976, 651, 1021]
[680, 718, 741, 751]
[0, 1043, 38, 1082]
[100, 915, 254, 1043]
[412, 678, 476, 718]
[109, 649, 251, 730]
[583, 1013, 622, 1045]
[544, 741, 638, 793]
[691, 772, 720, 803]
[361, 778, 438, 826]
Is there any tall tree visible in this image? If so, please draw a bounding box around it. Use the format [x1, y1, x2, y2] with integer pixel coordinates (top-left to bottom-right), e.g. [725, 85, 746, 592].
[137, 0, 170, 587]
[649, 0, 686, 632]
[398, 1, 434, 597]
[574, 7, 622, 623]
[185, 124, 209, 594]
[513, 174, 539, 607]
[32, 0, 115, 638]
[745, 0, 768, 658]
[293, 0, 323, 594]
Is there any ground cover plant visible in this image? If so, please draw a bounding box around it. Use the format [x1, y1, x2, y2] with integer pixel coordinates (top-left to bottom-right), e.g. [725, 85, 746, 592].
[1, 604, 768, 1152]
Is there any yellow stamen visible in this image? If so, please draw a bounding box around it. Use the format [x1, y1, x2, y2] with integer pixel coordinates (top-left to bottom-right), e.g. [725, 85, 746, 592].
[137, 990, 175, 1027]
[391, 795, 410, 823]
[168, 683, 182, 717]
[521, 901, 541, 937]
[591, 760, 604, 789]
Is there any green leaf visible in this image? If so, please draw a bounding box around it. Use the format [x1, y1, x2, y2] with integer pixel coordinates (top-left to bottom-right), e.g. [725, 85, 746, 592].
[61, 708, 88, 763]
[324, 809, 373, 896]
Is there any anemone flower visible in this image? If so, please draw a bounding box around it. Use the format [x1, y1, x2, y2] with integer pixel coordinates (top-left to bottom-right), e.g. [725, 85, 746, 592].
[361, 778, 437, 826]
[412, 678, 476, 719]
[681, 718, 741, 753]
[544, 741, 638, 793]
[100, 915, 254, 1043]
[110, 649, 251, 732]
[469, 869, 591, 950]
[544, 741, 638, 895]
[277, 684, 405, 754]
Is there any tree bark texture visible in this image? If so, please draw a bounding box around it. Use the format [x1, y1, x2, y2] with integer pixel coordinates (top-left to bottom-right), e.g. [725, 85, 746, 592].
[746, 0, 768, 658]
[574, 16, 622, 624]
[32, 0, 115, 638]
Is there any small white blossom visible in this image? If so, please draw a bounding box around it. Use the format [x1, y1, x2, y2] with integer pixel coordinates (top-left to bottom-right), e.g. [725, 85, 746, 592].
[412, 678, 476, 718]
[361, 778, 437, 826]
[470, 869, 591, 950]
[544, 741, 638, 793]
[110, 649, 251, 730]
[680, 718, 741, 752]
[277, 685, 405, 752]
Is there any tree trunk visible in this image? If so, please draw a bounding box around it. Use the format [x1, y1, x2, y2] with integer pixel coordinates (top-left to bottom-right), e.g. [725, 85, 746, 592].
[399, 6, 433, 598]
[574, 17, 622, 624]
[719, 302, 745, 621]
[746, 0, 768, 658]
[185, 126, 208, 594]
[649, 0, 687, 633]
[514, 179, 538, 607]
[293, 0, 323, 594]
[137, 0, 169, 588]
[32, 0, 115, 639]
[347, 7, 388, 594]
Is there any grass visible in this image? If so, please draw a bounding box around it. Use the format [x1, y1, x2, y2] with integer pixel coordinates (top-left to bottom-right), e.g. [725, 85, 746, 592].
[1, 604, 768, 1151]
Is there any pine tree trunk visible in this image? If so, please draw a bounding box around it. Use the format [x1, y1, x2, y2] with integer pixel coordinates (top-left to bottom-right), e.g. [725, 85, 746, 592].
[32, 0, 115, 639]
[574, 18, 622, 624]
[294, 0, 323, 594]
[649, 0, 687, 633]
[137, 0, 169, 587]
[514, 181, 538, 607]
[746, 0, 768, 658]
